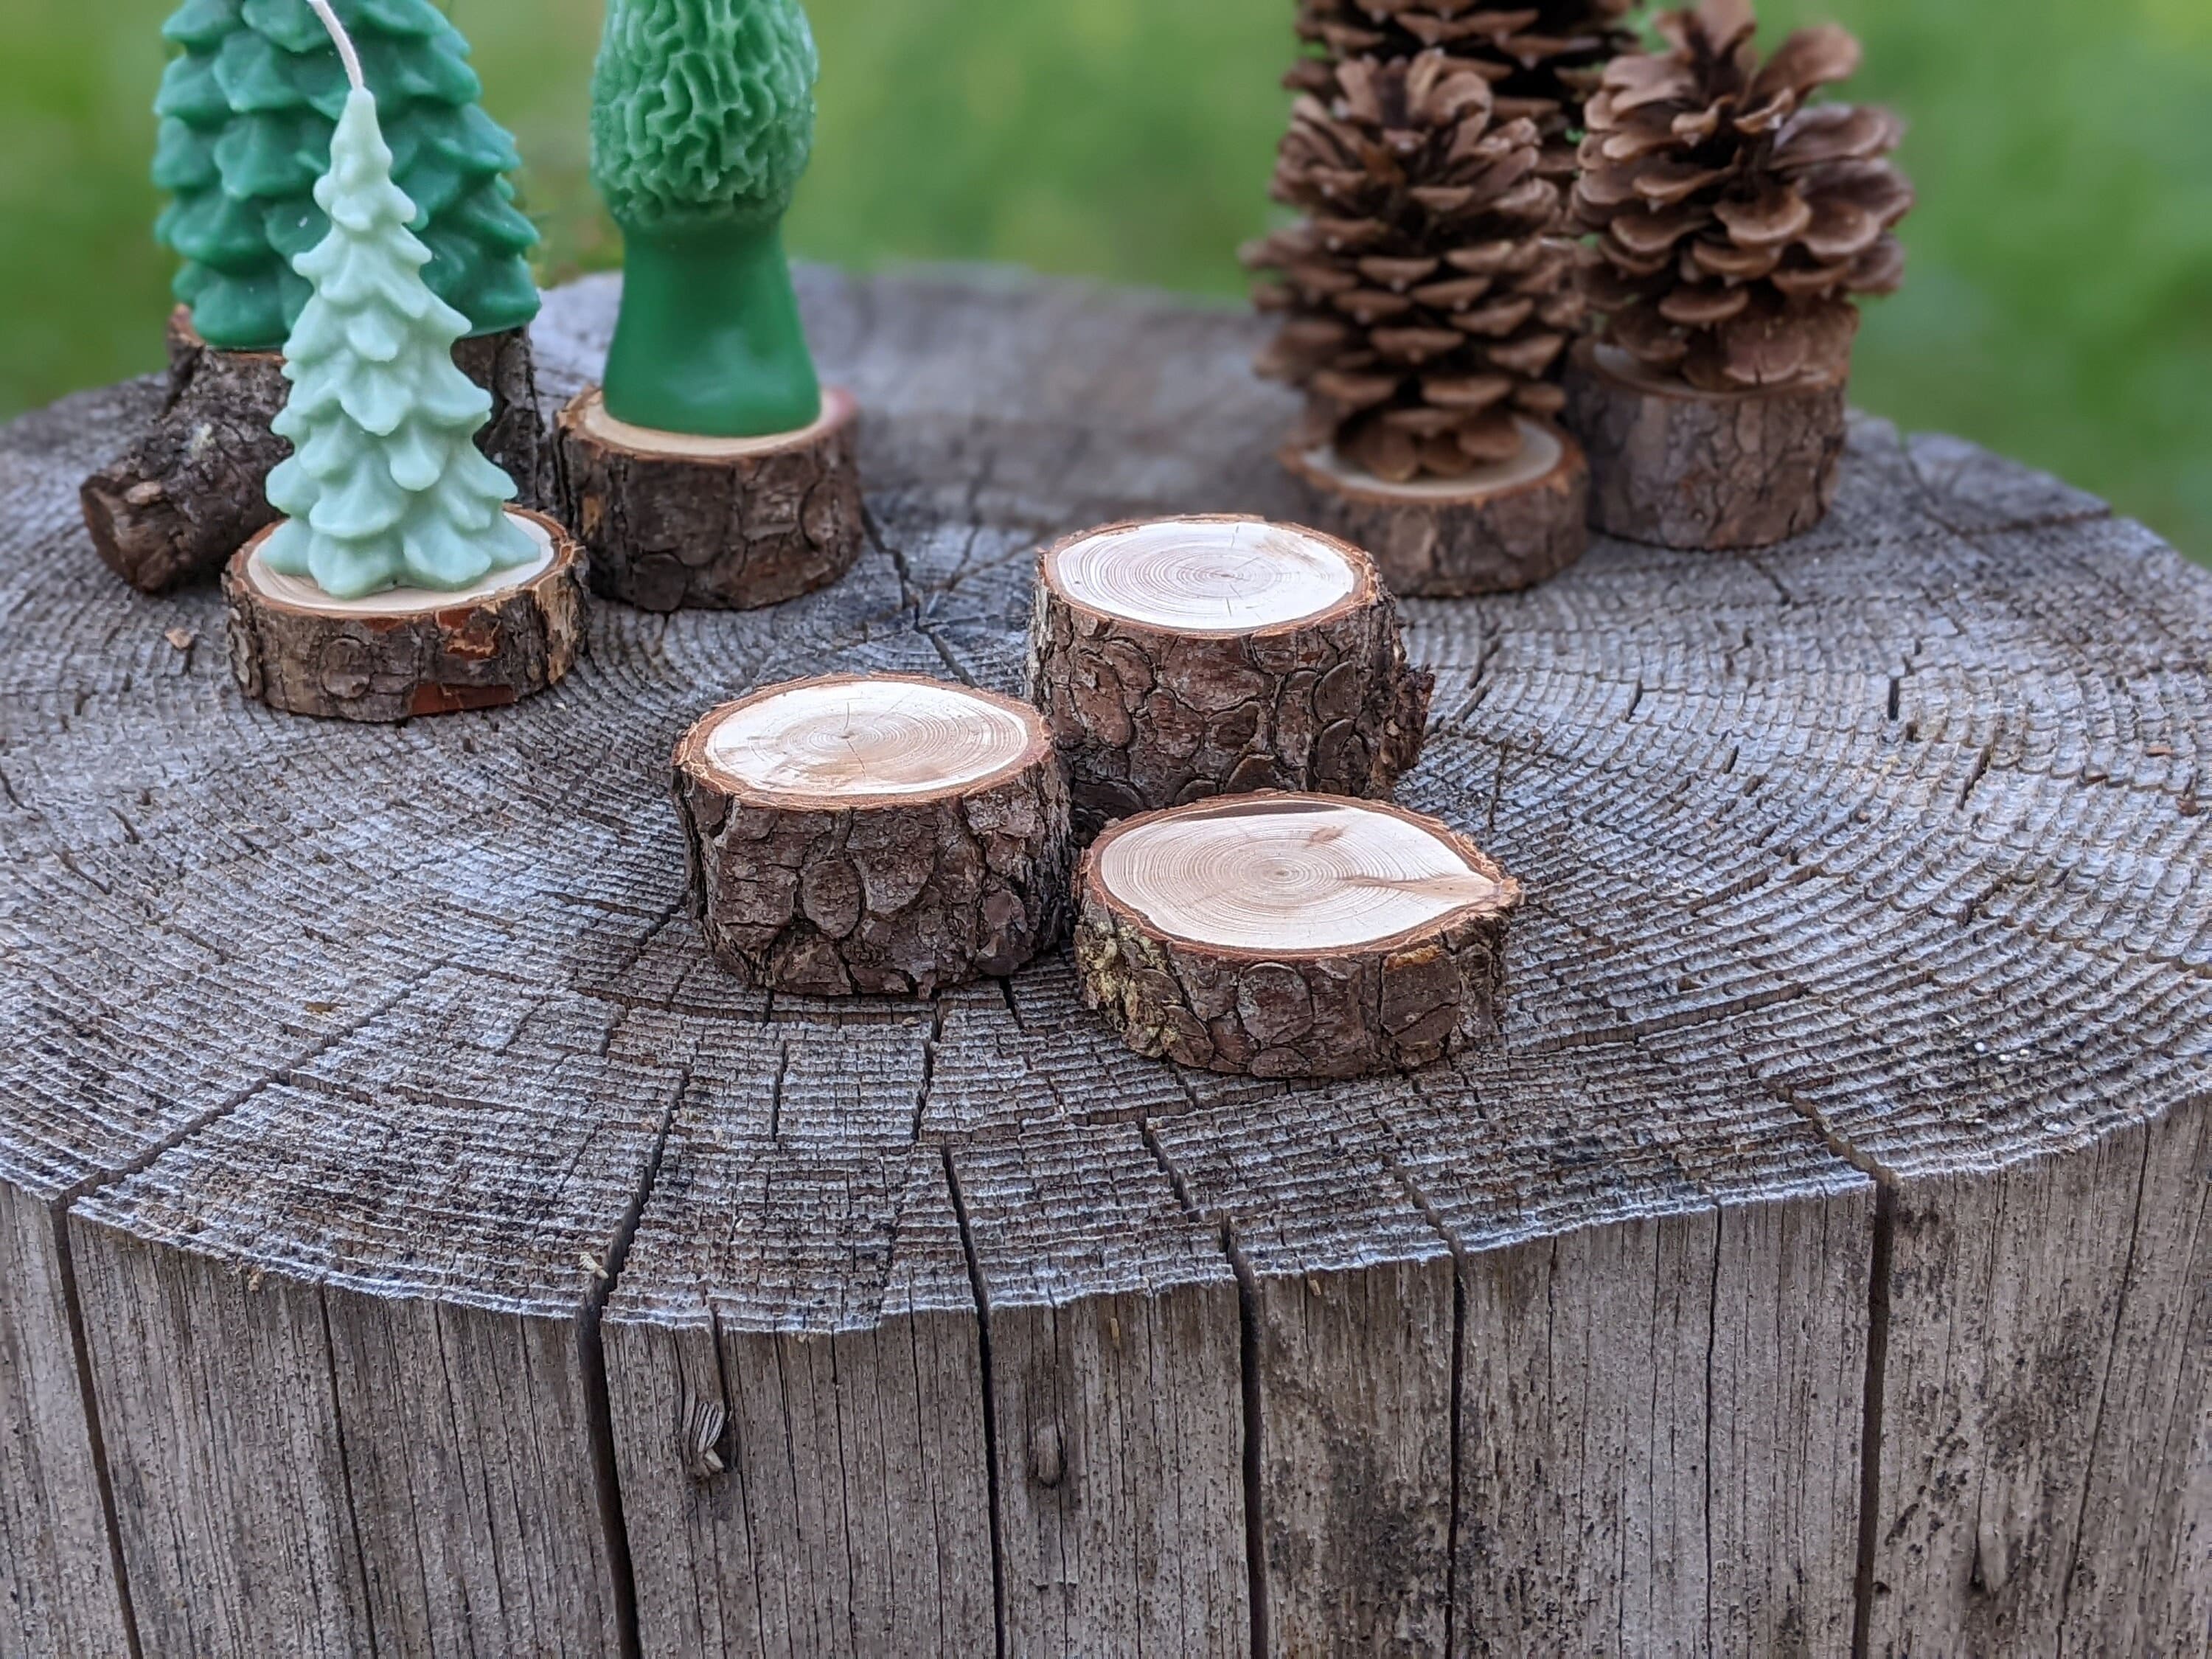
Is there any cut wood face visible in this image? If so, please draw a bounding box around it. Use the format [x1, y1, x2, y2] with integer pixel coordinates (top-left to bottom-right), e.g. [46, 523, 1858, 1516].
[1093, 796, 1510, 953]
[1044, 518, 1365, 634]
[574, 386, 858, 460]
[240, 513, 557, 616]
[1301, 419, 1565, 502]
[698, 675, 1046, 805]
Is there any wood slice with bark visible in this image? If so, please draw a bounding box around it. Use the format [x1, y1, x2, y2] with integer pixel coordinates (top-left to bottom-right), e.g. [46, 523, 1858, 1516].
[557, 386, 865, 613]
[1279, 419, 1591, 597]
[223, 507, 585, 722]
[1028, 515, 1432, 838]
[80, 307, 548, 594]
[1075, 793, 1520, 1078]
[1562, 340, 1849, 549]
[672, 675, 1072, 996]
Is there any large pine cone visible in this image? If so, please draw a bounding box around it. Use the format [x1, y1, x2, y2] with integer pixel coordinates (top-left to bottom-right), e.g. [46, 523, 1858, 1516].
[1245, 52, 1583, 484]
[1290, 0, 1638, 165]
[1573, 0, 1913, 393]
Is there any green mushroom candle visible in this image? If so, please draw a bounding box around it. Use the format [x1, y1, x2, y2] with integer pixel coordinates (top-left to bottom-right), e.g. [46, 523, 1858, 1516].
[591, 0, 824, 437]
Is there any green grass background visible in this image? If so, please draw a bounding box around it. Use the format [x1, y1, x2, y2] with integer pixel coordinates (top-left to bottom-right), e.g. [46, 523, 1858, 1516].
[4, 0, 2206, 561]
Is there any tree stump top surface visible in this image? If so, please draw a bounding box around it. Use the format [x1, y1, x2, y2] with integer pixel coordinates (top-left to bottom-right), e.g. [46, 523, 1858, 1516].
[5, 269, 2208, 1340]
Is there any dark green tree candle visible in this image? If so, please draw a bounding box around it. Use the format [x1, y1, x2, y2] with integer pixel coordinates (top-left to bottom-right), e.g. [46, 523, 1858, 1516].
[152, 0, 540, 352]
[591, 0, 824, 438]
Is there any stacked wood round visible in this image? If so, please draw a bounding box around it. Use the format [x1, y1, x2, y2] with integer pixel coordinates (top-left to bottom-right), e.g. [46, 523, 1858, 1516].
[1028, 516, 1432, 838]
[1562, 341, 1848, 549]
[557, 386, 865, 612]
[1279, 417, 1590, 597]
[1076, 793, 1521, 1078]
[223, 507, 586, 721]
[672, 674, 1073, 995]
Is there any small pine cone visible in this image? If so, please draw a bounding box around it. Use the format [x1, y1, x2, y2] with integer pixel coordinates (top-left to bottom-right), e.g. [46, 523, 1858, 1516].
[1289, 0, 1638, 167]
[1573, 0, 1914, 393]
[1245, 52, 1583, 484]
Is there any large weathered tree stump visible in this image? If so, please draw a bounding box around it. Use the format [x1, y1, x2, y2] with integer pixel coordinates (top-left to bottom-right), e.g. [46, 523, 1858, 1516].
[1029, 515, 1431, 837]
[672, 674, 1071, 995]
[80, 307, 547, 594]
[2, 270, 2208, 1659]
[1076, 793, 1518, 1077]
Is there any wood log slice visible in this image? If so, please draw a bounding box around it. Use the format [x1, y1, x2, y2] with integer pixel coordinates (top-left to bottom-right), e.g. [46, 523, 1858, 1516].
[80, 307, 548, 595]
[223, 507, 585, 722]
[557, 386, 866, 613]
[673, 674, 1072, 996]
[1029, 515, 1432, 838]
[1279, 418, 1590, 597]
[1076, 792, 1520, 1078]
[1562, 339, 1850, 549]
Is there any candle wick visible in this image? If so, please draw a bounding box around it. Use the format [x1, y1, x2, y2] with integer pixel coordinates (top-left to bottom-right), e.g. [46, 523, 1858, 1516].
[305, 0, 368, 94]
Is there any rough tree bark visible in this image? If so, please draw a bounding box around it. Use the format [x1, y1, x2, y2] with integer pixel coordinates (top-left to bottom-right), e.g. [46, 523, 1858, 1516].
[1075, 793, 1519, 1078]
[672, 674, 1071, 995]
[1029, 516, 1431, 838]
[1, 270, 2206, 1659]
[1278, 420, 1590, 597]
[557, 386, 865, 612]
[1562, 340, 1849, 549]
[223, 509, 586, 722]
[80, 308, 547, 594]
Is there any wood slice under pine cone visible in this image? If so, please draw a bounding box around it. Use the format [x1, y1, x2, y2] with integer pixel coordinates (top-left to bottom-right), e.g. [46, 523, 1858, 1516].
[82, 307, 547, 595]
[1076, 792, 1521, 1078]
[223, 507, 586, 723]
[557, 386, 866, 613]
[1281, 417, 1590, 596]
[1028, 516, 1432, 839]
[1562, 339, 1846, 547]
[672, 675, 1072, 997]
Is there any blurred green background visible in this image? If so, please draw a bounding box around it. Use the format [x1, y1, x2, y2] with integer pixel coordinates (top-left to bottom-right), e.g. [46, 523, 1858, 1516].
[4, 0, 2206, 561]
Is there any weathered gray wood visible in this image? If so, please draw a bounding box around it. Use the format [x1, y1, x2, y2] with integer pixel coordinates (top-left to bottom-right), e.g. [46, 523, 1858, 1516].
[1, 267, 2207, 1657]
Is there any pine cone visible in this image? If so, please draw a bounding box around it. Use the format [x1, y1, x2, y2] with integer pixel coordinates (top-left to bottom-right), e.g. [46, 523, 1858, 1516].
[1290, 0, 1638, 166]
[1245, 52, 1584, 484]
[1573, 0, 1913, 393]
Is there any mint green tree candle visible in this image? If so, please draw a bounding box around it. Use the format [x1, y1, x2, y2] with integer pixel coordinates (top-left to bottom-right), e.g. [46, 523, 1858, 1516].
[153, 0, 540, 352]
[259, 6, 535, 599]
[591, 0, 824, 437]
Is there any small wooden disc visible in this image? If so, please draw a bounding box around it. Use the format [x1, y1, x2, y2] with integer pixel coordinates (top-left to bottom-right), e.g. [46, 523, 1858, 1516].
[223, 507, 586, 722]
[1562, 341, 1848, 550]
[1075, 791, 1520, 1077]
[557, 385, 866, 613]
[1279, 417, 1590, 598]
[1029, 515, 1432, 837]
[673, 674, 1074, 996]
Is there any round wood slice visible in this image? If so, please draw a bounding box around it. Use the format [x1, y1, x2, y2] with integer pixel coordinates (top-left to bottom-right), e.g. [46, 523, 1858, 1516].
[1076, 792, 1520, 1078]
[81, 306, 547, 595]
[557, 386, 866, 613]
[223, 507, 585, 722]
[673, 673, 1072, 996]
[1562, 340, 1849, 549]
[1279, 418, 1590, 597]
[1028, 515, 1433, 838]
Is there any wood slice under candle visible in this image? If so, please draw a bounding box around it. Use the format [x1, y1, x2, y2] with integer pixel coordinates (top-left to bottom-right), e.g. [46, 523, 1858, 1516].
[672, 674, 1073, 996]
[1561, 341, 1848, 549]
[557, 386, 866, 613]
[82, 307, 546, 595]
[1279, 418, 1590, 598]
[223, 507, 585, 722]
[1028, 515, 1432, 838]
[1075, 792, 1520, 1078]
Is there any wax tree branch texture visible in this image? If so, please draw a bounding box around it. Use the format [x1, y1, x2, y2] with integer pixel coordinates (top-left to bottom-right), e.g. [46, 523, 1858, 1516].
[592, 0, 824, 437]
[153, 0, 540, 351]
